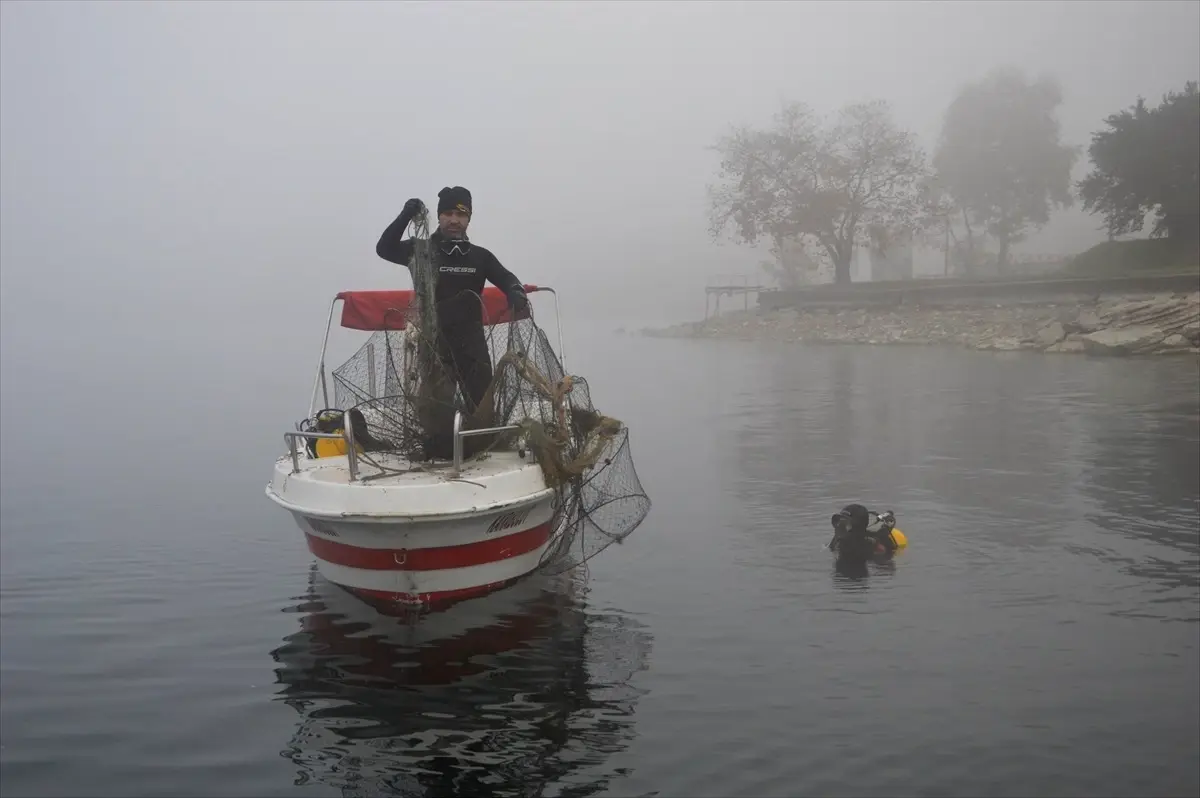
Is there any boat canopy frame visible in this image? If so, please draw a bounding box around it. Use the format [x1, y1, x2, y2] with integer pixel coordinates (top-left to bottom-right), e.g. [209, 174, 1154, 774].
[286, 285, 563, 481]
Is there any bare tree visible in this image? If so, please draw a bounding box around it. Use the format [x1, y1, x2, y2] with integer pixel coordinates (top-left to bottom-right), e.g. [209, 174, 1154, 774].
[708, 100, 931, 284]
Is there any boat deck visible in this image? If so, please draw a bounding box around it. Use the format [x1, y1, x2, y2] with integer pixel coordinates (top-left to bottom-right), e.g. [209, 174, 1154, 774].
[267, 449, 555, 521]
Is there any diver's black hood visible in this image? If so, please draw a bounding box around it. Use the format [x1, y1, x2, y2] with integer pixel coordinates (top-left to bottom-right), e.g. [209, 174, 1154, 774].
[831, 503, 871, 531]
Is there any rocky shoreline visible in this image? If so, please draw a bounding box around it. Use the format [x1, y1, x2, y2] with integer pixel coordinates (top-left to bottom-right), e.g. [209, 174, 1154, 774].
[641, 291, 1200, 356]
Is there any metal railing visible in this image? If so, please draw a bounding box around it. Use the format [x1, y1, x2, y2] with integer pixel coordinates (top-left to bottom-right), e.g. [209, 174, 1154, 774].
[292, 285, 561, 482]
[284, 417, 359, 481]
[284, 412, 520, 483]
[307, 296, 340, 420]
[531, 286, 565, 372]
[451, 411, 521, 479]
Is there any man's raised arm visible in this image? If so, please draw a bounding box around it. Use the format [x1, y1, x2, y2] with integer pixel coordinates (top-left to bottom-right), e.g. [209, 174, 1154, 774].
[375, 198, 425, 265]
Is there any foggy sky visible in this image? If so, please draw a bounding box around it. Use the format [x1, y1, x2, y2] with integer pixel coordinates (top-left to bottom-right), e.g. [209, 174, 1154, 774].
[2, 0, 1198, 352]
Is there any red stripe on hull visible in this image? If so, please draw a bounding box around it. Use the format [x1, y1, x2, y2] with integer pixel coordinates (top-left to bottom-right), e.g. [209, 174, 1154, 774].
[304, 522, 552, 571]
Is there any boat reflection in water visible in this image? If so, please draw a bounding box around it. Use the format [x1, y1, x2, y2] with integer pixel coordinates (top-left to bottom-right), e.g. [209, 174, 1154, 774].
[270, 565, 653, 797]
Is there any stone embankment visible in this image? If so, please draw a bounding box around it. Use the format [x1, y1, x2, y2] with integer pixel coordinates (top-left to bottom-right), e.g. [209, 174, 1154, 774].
[642, 291, 1200, 356]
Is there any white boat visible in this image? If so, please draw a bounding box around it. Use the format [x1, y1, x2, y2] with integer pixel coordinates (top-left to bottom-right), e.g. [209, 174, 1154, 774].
[265, 284, 648, 611]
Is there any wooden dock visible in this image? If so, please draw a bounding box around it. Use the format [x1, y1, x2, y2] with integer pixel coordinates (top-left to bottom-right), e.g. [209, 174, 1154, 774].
[705, 274, 765, 320]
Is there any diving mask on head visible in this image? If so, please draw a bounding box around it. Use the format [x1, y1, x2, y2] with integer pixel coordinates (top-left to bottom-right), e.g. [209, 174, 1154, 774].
[831, 511, 854, 534]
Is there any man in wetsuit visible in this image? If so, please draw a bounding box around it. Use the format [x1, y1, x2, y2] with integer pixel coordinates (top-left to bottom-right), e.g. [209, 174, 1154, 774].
[375, 186, 529, 459]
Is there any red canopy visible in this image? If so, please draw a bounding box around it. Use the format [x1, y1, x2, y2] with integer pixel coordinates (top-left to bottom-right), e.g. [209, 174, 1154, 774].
[336, 285, 539, 331]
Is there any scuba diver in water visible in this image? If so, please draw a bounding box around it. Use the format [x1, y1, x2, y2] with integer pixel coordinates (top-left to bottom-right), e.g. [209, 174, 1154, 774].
[375, 186, 530, 460]
[827, 503, 900, 561]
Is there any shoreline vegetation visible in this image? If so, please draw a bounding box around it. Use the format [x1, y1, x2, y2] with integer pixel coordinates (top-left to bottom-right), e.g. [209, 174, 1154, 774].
[704, 75, 1198, 288]
[670, 67, 1200, 359]
[640, 288, 1200, 357]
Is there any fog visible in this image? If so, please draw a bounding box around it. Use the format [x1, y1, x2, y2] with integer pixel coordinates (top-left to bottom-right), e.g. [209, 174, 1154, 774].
[1, 1, 1197, 430]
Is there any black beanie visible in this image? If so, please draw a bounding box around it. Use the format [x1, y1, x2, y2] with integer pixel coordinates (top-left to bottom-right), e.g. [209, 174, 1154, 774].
[437, 186, 472, 215]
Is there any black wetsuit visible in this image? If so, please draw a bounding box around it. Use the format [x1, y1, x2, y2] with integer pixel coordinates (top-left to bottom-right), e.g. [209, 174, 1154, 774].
[375, 215, 525, 456]
[829, 506, 897, 560]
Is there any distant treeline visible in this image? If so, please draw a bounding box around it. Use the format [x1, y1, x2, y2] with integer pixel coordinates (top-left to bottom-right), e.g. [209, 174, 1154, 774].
[707, 68, 1200, 284]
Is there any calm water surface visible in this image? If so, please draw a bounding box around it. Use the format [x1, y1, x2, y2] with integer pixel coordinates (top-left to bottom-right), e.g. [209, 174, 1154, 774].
[2, 334, 1198, 797]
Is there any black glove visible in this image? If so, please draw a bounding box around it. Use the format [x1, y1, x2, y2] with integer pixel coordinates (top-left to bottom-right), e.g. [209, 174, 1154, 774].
[398, 197, 425, 226]
[507, 288, 529, 314]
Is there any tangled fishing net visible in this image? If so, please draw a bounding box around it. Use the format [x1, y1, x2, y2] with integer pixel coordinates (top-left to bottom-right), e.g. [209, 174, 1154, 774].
[311, 209, 651, 573]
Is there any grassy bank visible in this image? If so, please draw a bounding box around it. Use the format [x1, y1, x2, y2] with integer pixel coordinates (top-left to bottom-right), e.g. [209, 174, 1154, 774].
[1058, 238, 1200, 277]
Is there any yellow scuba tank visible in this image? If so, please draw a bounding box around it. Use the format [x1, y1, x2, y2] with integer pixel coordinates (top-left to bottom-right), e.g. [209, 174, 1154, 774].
[873, 510, 908, 550]
[314, 433, 364, 458]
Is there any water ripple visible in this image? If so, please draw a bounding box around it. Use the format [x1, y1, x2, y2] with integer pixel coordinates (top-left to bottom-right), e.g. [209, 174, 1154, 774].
[1, 342, 1197, 798]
